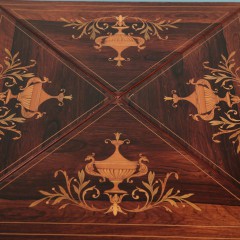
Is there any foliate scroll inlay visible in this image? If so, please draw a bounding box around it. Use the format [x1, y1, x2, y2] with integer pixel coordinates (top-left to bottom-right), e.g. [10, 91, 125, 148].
[30, 132, 201, 216]
[165, 51, 240, 153]
[0, 48, 72, 140]
[61, 15, 181, 67]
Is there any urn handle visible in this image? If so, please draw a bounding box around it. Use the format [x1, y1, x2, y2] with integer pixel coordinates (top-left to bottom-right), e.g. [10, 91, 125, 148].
[127, 153, 149, 183]
[85, 153, 106, 182]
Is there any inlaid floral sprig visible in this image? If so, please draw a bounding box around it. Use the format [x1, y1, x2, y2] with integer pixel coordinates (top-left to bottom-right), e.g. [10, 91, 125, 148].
[0, 107, 25, 140]
[203, 51, 240, 90]
[61, 16, 181, 41]
[124, 171, 201, 213]
[60, 17, 109, 40]
[30, 169, 201, 216]
[29, 170, 104, 212]
[132, 18, 181, 40]
[210, 110, 240, 153]
[0, 48, 36, 87]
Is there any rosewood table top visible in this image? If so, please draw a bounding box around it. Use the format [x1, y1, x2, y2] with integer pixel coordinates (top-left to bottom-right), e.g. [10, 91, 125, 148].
[0, 1, 239, 239]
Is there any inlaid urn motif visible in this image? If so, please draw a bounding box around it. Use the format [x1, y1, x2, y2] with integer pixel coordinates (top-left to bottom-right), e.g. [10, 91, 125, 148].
[61, 15, 181, 67]
[30, 132, 201, 216]
[164, 78, 239, 121]
[164, 51, 240, 153]
[94, 15, 145, 67]
[4, 77, 72, 119]
[85, 132, 148, 194]
[0, 48, 73, 140]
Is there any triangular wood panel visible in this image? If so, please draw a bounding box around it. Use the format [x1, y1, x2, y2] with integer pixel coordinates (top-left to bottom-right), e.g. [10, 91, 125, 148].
[0, 2, 239, 240]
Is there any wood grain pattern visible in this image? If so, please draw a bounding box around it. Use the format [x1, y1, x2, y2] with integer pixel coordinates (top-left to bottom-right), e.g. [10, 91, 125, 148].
[0, 13, 107, 179]
[0, 1, 239, 240]
[0, 106, 239, 239]
[128, 15, 240, 184]
[3, 3, 236, 91]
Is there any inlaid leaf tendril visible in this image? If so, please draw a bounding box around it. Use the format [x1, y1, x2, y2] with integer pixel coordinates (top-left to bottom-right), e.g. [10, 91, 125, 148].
[0, 49, 37, 140]
[60, 17, 109, 40]
[0, 48, 36, 87]
[132, 18, 181, 40]
[30, 169, 201, 216]
[210, 110, 240, 153]
[30, 170, 105, 212]
[0, 107, 25, 140]
[124, 171, 201, 213]
[203, 51, 240, 90]
[61, 16, 181, 41]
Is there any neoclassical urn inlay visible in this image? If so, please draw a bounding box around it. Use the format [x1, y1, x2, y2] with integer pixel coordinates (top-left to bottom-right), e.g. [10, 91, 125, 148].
[85, 132, 149, 194]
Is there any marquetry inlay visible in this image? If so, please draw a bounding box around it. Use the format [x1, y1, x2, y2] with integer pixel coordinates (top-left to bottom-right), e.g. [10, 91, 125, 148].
[0, 48, 72, 140]
[30, 132, 200, 216]
[61, 16, 181, 67]
[164, 51, 240, 153]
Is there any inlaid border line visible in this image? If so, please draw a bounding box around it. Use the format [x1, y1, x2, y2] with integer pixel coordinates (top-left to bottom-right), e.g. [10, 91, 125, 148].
[2, 3, 240, 7]
[10, 9, 232, 12]
[0, 104, 239, 214]
[0, 105, 117, 191]
[127, 15, 240, 185]
[10, 7, 229, 91]
[0, 233, 239, 239]
[120, 105, 240, 201]
[0, 14, 109, 176]
[0, 222, 239, 228]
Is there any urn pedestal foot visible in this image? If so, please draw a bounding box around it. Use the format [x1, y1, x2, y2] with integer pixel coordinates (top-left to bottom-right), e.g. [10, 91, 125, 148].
[105, 181, 127, 194]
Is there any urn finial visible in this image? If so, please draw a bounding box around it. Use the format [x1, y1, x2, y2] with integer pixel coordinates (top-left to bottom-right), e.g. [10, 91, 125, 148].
[57, 89, 73, 106]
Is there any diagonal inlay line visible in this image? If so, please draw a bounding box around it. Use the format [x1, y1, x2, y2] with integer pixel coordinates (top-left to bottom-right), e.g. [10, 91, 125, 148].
[126, 14, 240, 186]
[0, 5, 118, 94]
[2, 4, 239, 92]
[0, 2, 239, 204]
[119, 7, 240, 97]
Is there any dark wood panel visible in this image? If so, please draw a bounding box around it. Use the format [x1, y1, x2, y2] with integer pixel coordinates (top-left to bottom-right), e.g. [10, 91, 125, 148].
[0, 221, 240, 238]
[129, 15, 240, 184]
[0, 107, 239, 227]
[0, 2, 239, 240]
[3, 4, 235, 90]
[0, 13, 107, 178]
